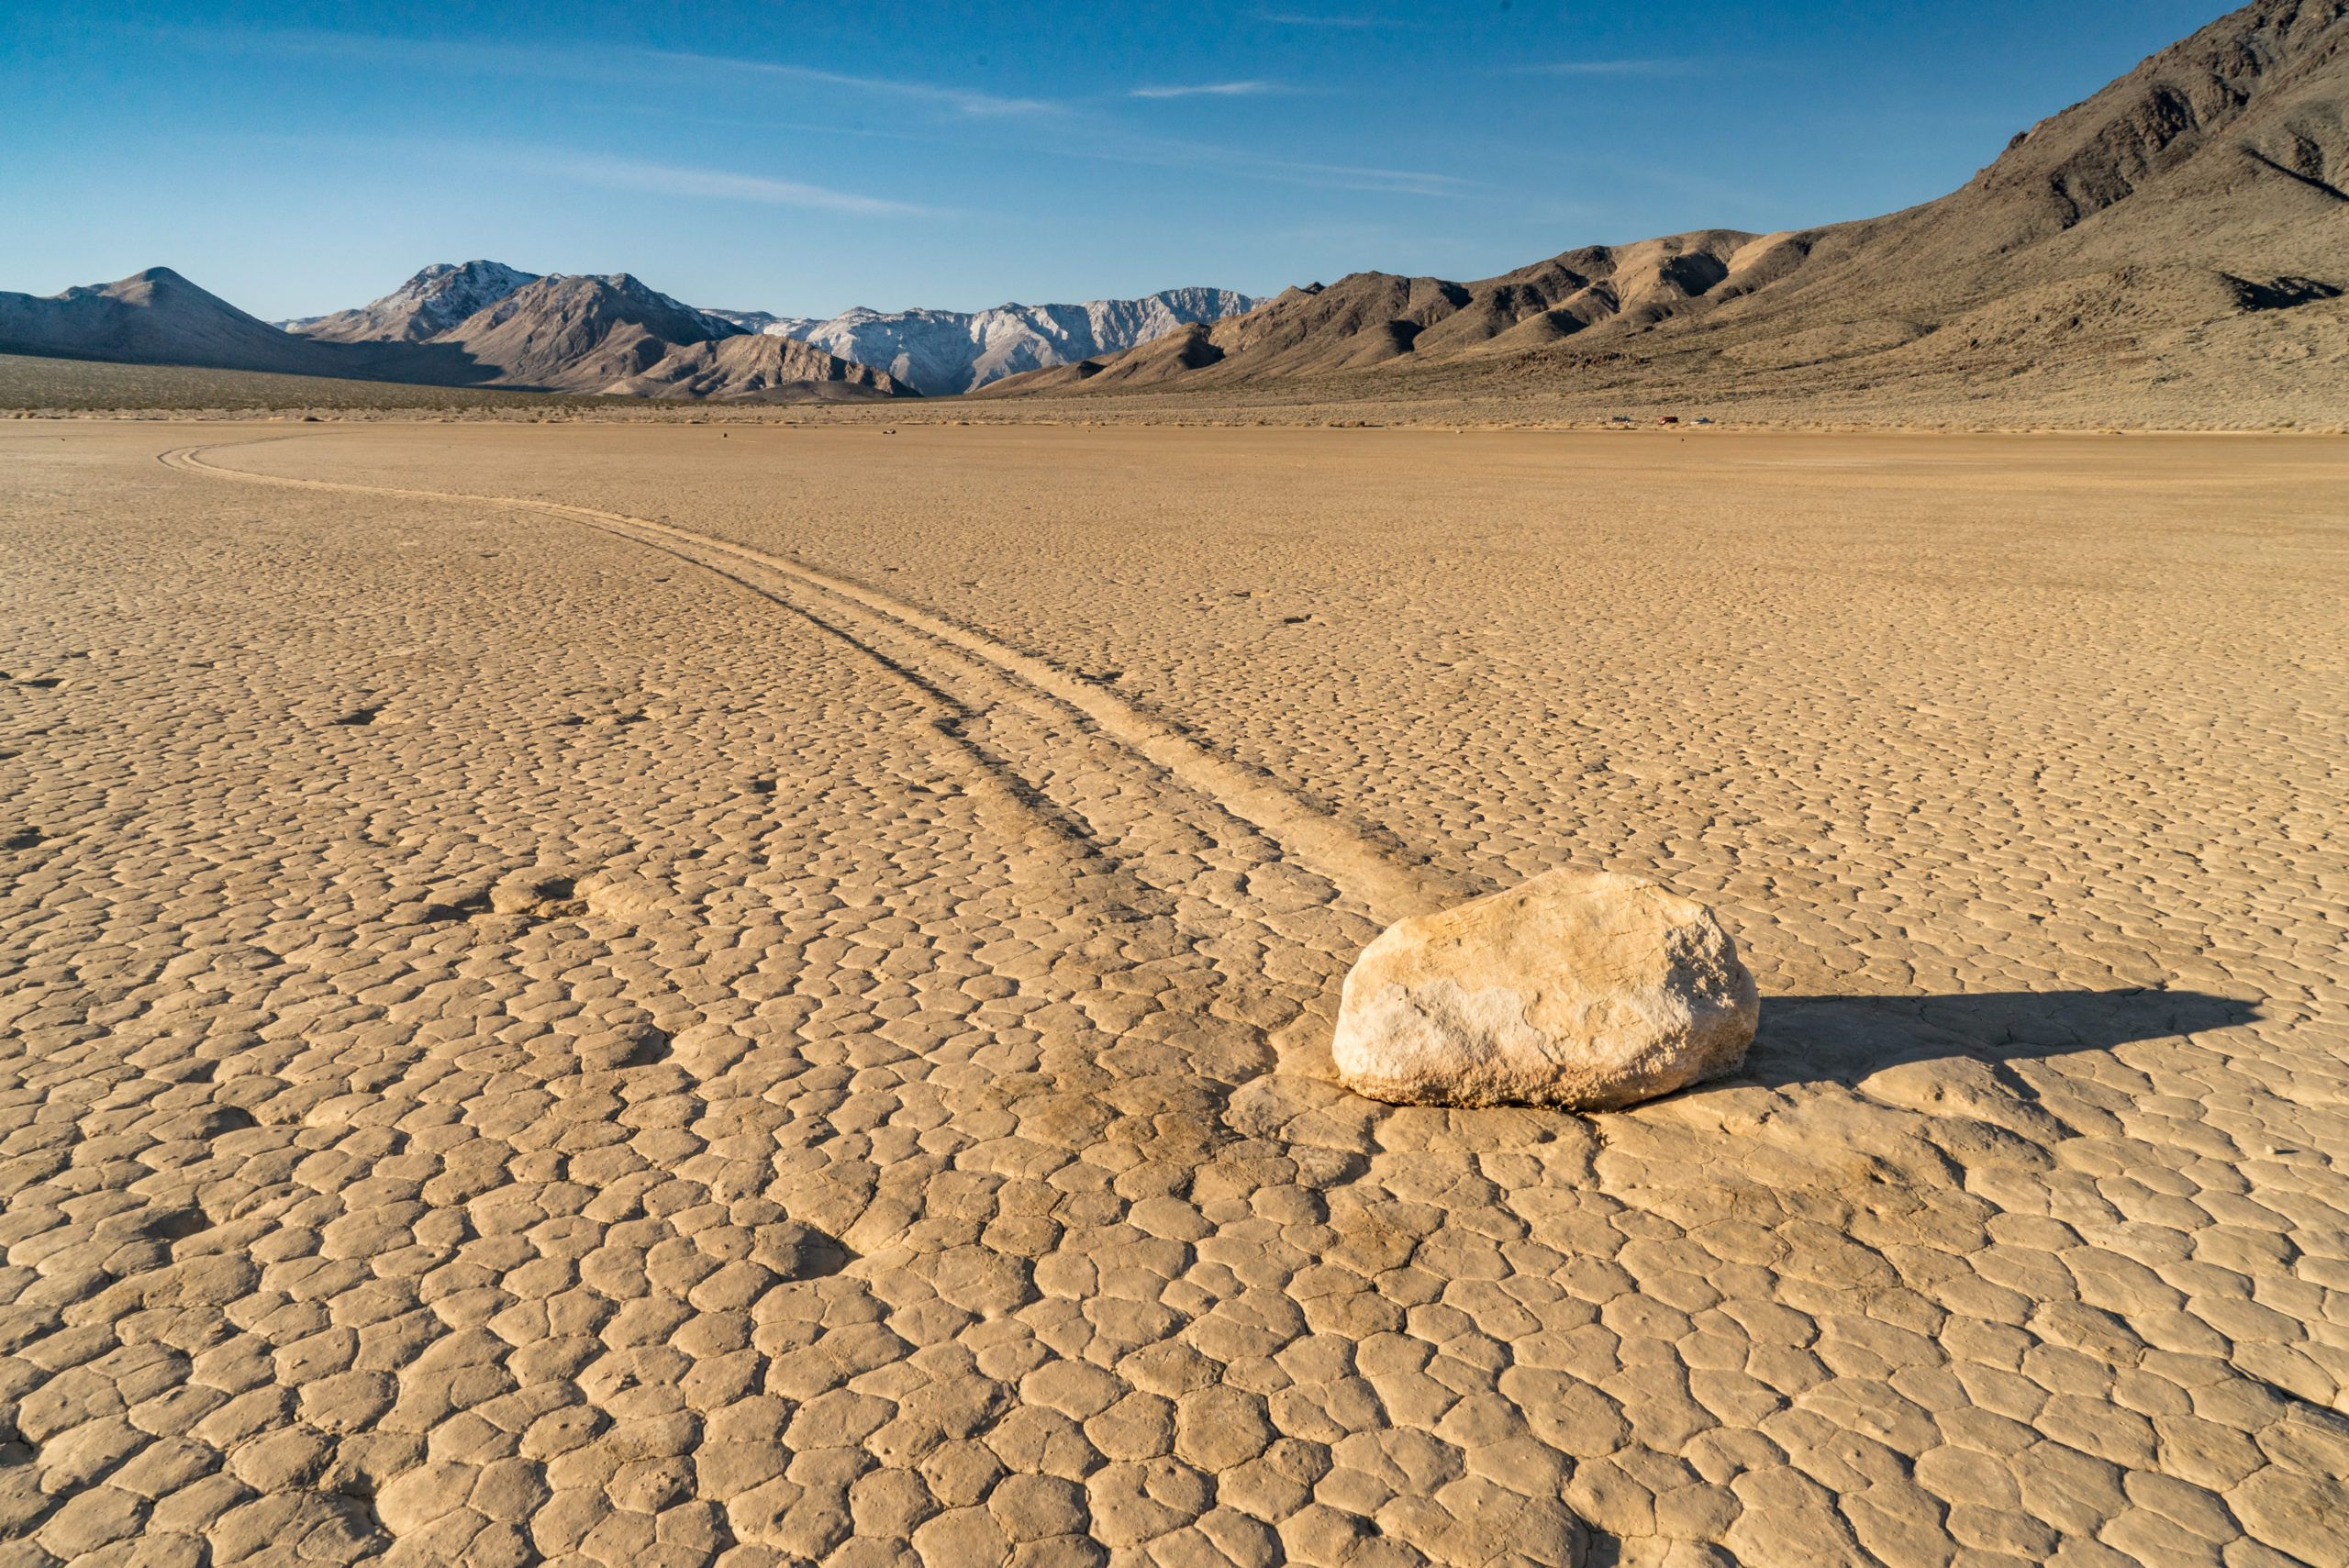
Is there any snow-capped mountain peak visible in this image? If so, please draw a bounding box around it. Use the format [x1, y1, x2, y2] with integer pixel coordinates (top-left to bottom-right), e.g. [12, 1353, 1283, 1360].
[388, 261, 541, 330]
[699, 308, 826, 339]
[277, 259, 542, 341]
[740, 288, 1264, 395]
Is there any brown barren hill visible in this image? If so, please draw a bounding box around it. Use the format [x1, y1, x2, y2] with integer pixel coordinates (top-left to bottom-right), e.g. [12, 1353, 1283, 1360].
[989, 0, 2348, 416]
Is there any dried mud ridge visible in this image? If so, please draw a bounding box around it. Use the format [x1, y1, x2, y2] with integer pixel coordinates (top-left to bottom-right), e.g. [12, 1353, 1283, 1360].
[0, 436, 2339, 1568]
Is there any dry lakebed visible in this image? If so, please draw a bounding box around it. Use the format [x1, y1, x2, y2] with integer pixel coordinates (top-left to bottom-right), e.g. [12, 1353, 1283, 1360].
[0, 421, 2343, 1568]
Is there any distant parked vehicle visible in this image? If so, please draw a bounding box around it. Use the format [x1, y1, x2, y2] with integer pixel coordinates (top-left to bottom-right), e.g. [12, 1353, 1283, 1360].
[1659, 416, 1679, 425]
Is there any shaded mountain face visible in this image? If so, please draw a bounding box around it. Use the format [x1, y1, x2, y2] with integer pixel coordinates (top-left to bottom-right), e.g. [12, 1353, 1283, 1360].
[279, 261, 541, 342]
[770, 290, 1264, 395]
[0, 267, 472, 380]
[990, 0, 2348, 402]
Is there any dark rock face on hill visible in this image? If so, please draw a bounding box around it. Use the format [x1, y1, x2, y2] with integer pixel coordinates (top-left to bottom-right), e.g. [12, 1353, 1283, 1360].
[604, 332, 913, 402]
[986, 0, 2349, 413]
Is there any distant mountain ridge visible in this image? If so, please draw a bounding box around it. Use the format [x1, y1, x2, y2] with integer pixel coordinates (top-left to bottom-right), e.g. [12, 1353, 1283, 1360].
[295, 272, 1264, 395]
[273, 267, 1262, 396]
[700, 308, 824, 339]
[0, 264, 913, 401]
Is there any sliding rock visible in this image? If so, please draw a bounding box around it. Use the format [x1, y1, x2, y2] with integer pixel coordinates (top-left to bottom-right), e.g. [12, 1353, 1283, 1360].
[1332, 867, 1758, 1109]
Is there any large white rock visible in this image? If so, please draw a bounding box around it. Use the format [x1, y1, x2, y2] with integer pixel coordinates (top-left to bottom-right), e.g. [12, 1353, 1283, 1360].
[1332, 868, 1759, 1109]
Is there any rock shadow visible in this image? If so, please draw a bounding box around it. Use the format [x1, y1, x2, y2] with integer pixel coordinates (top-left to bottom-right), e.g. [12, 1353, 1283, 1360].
[1742, 988, 2257, 1090]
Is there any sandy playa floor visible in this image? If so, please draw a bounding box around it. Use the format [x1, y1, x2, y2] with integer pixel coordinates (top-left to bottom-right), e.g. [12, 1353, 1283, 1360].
[2, 423, 2344, 1568]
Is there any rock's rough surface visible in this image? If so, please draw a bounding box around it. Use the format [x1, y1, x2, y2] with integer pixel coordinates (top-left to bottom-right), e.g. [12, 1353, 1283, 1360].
[1332, 869, 1759, 1108]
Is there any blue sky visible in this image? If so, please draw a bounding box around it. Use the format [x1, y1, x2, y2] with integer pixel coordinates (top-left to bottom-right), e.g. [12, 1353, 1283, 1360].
[6, 1, 2221, 320]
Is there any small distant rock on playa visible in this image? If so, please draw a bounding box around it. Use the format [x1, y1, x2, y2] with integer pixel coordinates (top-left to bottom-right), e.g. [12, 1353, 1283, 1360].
[1333, 867, 1759, 1109]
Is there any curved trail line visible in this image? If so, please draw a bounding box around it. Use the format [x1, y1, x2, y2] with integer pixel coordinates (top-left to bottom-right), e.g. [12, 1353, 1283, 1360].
[163, 440, 1458, 925]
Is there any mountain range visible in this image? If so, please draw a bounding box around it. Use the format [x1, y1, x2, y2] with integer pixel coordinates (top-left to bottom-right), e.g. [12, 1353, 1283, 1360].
[980, 0, 2347, 410]
[0, 259, 1262, 402]
[289, 275, 1262, 397]
[3, 0, 2339, 417]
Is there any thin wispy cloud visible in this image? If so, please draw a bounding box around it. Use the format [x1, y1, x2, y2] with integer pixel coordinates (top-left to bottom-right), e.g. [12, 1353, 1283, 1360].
[541, 157, 935, 217]
[1260, 158, 1465, 197]
[645, 62, 1452, 198]
[657, 51, 1057, 117]
[1057, 122, 1470, 197]
[1130, 81, 1274, 99]
[189, 27, 624, 82]
[207, 32, 1062, 119]
[174, 25, 1453, 204]
[1515, 59, 1695, 77]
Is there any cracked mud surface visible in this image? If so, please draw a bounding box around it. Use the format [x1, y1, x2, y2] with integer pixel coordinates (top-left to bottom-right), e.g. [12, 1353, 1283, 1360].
[2, 423, 2344, 1568]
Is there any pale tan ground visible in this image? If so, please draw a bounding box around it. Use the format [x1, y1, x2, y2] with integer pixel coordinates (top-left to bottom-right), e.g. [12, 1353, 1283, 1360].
[2, 424, 2344, 1568]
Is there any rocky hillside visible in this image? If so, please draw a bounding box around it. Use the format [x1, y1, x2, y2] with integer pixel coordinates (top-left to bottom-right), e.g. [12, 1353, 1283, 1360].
[424, 273, 740, 392]
[985, 0, 2347, 412]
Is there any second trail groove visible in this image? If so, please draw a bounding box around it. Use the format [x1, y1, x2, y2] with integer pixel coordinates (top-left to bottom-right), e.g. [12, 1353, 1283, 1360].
[161, 439, 1475, 934]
